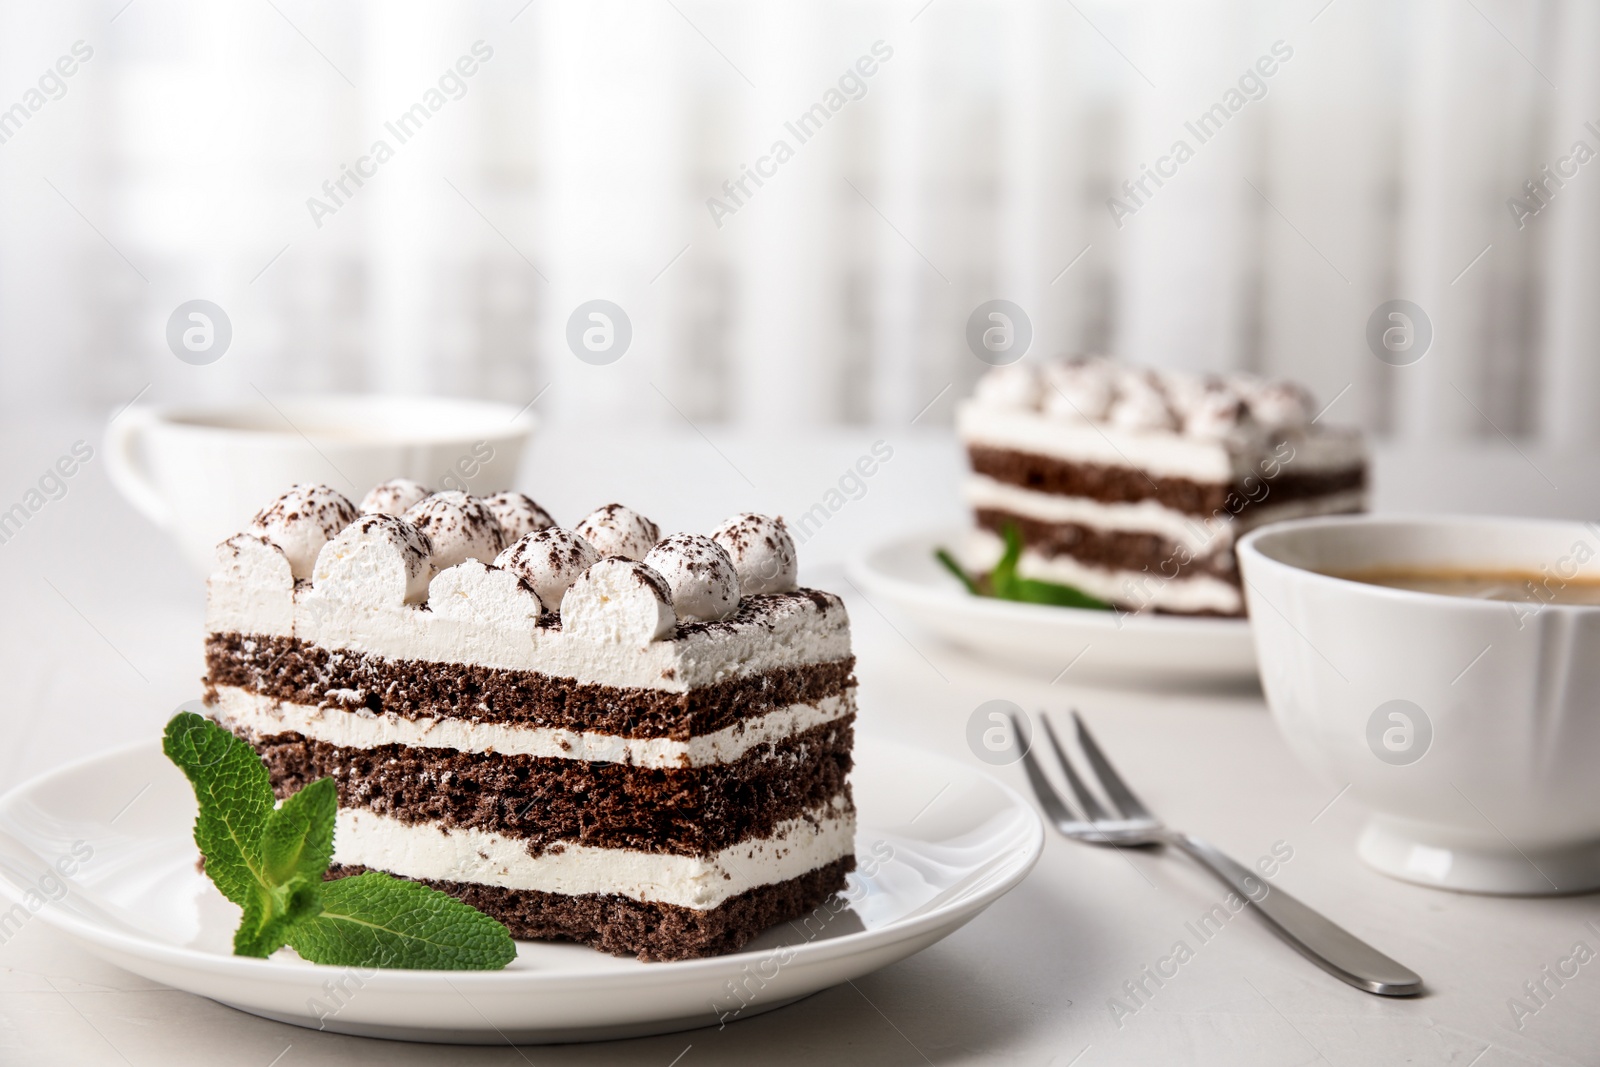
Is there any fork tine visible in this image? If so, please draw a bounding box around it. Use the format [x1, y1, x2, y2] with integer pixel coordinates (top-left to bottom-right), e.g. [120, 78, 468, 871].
[1041, 715, 1111, 823]
[1012, 713, 1080, 828]
[1072, 710, 1153, 820]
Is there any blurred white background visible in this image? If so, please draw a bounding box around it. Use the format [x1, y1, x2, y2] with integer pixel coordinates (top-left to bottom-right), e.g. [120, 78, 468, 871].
[1, 0, 1595, 441]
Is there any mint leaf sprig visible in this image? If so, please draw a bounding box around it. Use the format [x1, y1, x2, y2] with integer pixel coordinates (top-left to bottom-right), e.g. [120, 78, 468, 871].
[163, 712, 515, 970]
[936, 523, 1114, 611]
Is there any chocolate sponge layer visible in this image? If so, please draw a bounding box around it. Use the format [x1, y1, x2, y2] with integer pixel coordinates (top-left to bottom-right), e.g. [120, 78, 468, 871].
[325, 856, 856, 962]
[967, 444, 1365, 514]
[205, 633, 855, 739]
[231, 714, 854, 856]
[974, 508, 1237, 580]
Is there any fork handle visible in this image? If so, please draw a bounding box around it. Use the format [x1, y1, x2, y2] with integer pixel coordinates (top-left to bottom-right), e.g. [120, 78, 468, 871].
[1169, 833, 1423, 996]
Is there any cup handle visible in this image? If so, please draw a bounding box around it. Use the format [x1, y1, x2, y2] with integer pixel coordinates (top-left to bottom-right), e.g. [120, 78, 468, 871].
[105, 407, 172, 528]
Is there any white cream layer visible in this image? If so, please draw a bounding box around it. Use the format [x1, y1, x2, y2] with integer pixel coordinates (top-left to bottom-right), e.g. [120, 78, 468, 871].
[210, 684, 853, 769]
[964, 529, 1243, 614]
[965, 475, 1367, 557]
[331, 801, 856, 910]
[206, 578, 850, 692]
[956, 402, 1365, 482]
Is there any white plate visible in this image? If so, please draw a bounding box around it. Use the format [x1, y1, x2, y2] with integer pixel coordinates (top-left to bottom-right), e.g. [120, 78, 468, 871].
[0, 735, 1041, 1045]
[848, 529, 1258, 683]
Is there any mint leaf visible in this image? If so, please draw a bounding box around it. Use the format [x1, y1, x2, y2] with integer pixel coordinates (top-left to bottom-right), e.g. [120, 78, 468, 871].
[1007, 576, 1113, 610]
[261, 777, 336, 889]
[233, 777, 338, 958]
[936, 525, 1113, 611]
[288, 873, 516, 971]
[162, 712, 274, 910]
[934, 548, 981, 595]
[989, 523, 1026, 598]
[164, 712, 515, 970]
[234, 880, 321, 958]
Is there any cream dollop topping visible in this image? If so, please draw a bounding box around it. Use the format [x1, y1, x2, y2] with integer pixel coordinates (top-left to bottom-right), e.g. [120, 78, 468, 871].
[973, 363, 1042, 409]
[360, 478, 433, 517]
[711, 513, 797, 595]
[561, 558, 676, 645]
[311, 513, 434, 606]
[972, 355, 1318, 437]
[644, 533, 741, 623]
[1182, 387, 1248, 440]
[483, 492, 556, 546]
[1241, 379, 1315, 431]
[1041, 357, 1116, 421]
[574, 504, 661, 562]
[403, 492, 504, 570]
[214, 532, 293, 592]
[251, 483, 358, 580]
[494, 528, 600, 612]
[1107, 370, 1178, 432]
[428, 559, 545, 627]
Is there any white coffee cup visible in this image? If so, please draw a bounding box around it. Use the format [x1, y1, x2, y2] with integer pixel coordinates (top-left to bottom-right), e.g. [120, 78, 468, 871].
[1238, 514, 1600, 895]
[106, 394, 537, 573]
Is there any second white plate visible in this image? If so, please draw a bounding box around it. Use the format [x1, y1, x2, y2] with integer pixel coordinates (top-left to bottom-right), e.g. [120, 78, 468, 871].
[848, 529, 1257, 683]
[0, 734, 1041, 1045]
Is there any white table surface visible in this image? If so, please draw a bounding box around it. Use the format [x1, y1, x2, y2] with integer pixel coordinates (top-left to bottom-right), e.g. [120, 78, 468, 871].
[3, 411, 1599, 1066]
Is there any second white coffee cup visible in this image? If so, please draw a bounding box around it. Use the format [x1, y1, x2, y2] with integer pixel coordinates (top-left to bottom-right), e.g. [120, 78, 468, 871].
[106, 394, 537, 574]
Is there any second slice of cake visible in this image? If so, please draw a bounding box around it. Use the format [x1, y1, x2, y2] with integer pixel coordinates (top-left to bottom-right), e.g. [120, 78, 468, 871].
[957, 357, 1367, 616]
[204, 485, 856, 961]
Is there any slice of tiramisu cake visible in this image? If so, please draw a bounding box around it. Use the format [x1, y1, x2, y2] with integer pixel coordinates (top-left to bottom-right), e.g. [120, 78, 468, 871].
[956, 357, 1366, 616]
[203, 482, 855, 961]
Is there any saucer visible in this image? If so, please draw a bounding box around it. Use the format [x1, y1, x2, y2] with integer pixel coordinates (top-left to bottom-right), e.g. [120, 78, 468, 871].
[848, 529, 1257, 683]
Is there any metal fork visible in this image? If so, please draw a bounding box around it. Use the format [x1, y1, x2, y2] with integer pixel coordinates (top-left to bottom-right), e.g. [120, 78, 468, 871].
[1016, 711, 1423, 997]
